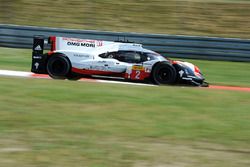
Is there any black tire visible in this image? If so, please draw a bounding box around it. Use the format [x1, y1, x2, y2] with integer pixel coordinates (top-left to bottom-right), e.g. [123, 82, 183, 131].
[47, 55, 71, 79]
[151, 62, 177, 85]
[67, 72, 82, 80]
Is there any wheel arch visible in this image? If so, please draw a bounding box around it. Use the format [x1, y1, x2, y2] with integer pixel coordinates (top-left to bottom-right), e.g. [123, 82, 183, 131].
[47, 52, 72, 68]
[150, 61, 173, 76]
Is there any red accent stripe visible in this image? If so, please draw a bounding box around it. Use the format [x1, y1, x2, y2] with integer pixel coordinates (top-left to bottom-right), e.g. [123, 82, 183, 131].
[194, 66, 200, 73]
[72, 67, 125, 77]
[30, 73, 97, 82]
[31, 73, 51, 79]
[171, 60, 178, 64]
[208, 85, 250, 92]
[50, 36, 56, 51]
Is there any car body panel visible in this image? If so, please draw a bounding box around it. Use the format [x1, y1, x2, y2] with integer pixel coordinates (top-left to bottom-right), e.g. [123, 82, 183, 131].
[31, 36, 207, 86]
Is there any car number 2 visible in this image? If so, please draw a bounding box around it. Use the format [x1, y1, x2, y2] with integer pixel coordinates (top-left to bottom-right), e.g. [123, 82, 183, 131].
[135, 70, 140, 79]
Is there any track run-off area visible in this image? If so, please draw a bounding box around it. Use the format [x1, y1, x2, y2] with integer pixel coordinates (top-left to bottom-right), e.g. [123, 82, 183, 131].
[1, 69, 250, 92]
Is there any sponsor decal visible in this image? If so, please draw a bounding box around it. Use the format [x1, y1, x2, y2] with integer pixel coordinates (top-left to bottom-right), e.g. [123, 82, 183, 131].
[97, 41, 103, 47]
[143, 63, 153, 66]
[81, 43, 95, 47]
[67, 41, 95, 47]
[33, 56, 42, 59]
[73, 54, 89, 58]
[62, 37, 103, 47]
[34, 45, 42, 51]
[97, 61, 107, 63]
[132, 44, 142, 47]
[144, 67, 150, 73]
[132, 65, 144, 70]
[34, 62, 39, 69]
[179, 70, 184, 77]
[67, 42, 80, 46]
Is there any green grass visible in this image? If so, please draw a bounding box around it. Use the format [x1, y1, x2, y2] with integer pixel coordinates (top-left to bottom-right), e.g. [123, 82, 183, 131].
[1, 1, 250, 165]
[181, 59, 250, 87]
[0, 47, 250, 166]
[1, 47, 250, 87]
[1, 0, 250, 38]
[0, 77, 250, 167]
[0, 47, 31, 71]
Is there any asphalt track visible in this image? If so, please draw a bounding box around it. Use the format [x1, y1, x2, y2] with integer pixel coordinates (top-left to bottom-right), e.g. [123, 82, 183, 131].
[0, 69, 250, 92]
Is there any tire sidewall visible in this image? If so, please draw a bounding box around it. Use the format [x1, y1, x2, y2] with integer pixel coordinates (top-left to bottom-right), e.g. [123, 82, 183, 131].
[47, 55, 71, 79]
[152, 62, 177, 85]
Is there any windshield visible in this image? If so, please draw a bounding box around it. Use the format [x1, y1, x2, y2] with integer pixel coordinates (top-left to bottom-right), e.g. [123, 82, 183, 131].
[98, 51, 167, 63]
[143, 52, 167, 61]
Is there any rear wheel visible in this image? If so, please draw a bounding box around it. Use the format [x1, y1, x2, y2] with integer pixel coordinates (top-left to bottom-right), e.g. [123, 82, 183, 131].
[151, 62, 177, 85]
[47, 55, 71, 79]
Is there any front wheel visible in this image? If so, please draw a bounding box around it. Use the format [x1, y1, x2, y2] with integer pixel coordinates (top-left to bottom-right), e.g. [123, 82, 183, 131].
[47, 55, 71, 79]
[151, 62, 177, 85]
[67, 72, 82, 80]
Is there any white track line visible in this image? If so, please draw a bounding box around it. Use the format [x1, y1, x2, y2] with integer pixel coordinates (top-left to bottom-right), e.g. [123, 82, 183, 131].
[0, 69, 155, 87]
[96, 79, 155, 86]
[2, 70, 250, 92]
[0, 70, 31, 77]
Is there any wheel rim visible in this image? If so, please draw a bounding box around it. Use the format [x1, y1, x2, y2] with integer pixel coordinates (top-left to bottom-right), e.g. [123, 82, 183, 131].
[156, 67, 173, 83]
[158, 68, 170, 81]
[51, 60, 65, 74]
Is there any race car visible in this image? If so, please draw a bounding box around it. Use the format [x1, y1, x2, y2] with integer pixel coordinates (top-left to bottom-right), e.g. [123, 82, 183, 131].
[31, 36, 208, 86]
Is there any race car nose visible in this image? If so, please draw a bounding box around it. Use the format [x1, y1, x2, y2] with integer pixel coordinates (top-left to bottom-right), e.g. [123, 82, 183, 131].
[194, 65, 202, 77]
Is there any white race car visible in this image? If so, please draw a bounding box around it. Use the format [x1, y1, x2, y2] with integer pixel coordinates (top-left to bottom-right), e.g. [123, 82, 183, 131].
[31, 36, 208, 86]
